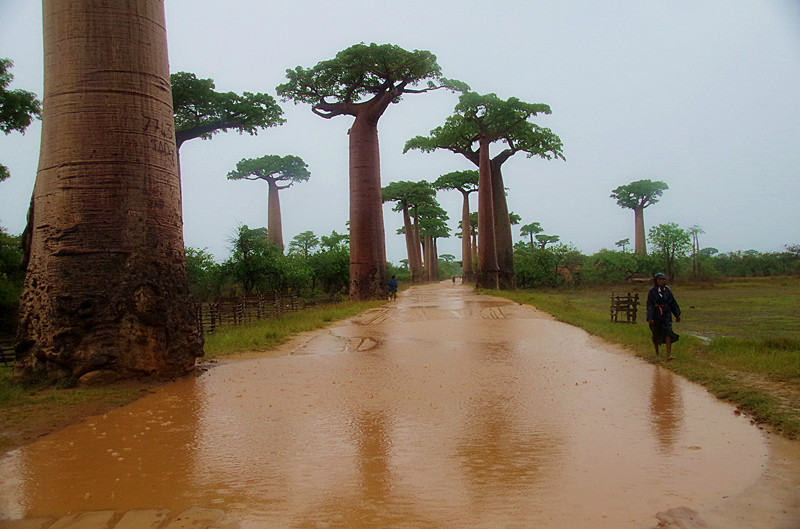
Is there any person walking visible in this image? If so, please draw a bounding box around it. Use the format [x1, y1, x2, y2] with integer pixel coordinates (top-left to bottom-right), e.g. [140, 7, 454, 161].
[646, 272, 681, 360]
[387, 275, 398, 301]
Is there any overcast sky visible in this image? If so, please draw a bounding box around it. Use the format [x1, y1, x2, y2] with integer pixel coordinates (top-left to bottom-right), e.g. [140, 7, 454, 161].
[1, 1, 799, 264]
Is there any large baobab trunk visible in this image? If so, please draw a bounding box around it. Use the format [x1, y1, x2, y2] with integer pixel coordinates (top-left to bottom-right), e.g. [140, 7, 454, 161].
[634, 206, 647, 255]
[15, 0, 202, 382]
[266, 179, 284, 249]
[490, 162, 516, 290]
[348, 100, 389, 300]
[459, 190, 474, 283]
[476, 136, 499, 289]
[402, 206, 423, 283]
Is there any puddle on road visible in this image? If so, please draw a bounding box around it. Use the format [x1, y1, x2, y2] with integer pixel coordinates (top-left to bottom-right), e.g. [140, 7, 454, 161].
[0, 283, 795, 528]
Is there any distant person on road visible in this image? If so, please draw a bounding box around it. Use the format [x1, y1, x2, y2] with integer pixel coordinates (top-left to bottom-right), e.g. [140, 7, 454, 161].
[646, 272, 681, 360]
[387, 275, 398, 300]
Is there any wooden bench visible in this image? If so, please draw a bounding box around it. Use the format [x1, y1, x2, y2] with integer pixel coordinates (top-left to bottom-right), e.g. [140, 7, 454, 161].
[610, 292, 639, 323]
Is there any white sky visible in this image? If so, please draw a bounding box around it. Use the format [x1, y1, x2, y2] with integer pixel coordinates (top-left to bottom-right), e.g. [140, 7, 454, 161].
[1, 0, 799, 264]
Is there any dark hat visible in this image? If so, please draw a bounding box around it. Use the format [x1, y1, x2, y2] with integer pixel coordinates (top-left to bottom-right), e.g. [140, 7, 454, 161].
[654, 273, 666, 279]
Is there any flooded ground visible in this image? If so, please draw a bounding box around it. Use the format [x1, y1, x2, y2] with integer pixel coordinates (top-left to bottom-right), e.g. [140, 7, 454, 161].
[1, 282, 799, 528]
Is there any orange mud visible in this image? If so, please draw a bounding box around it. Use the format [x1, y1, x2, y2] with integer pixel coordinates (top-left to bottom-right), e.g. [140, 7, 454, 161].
[1, 282, 798, 528]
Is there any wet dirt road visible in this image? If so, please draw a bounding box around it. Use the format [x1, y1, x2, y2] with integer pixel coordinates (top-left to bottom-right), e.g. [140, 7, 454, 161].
[1, 282, 799, 529]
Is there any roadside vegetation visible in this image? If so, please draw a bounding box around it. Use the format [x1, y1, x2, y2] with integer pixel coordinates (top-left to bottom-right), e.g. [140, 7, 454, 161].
[487, 276, 800, 439]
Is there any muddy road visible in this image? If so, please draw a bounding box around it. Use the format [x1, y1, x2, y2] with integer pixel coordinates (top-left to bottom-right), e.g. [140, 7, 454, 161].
[1, 282, 799, 528]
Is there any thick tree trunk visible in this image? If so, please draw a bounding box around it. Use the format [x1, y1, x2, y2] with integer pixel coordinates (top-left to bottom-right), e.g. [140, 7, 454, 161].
[15, 0, 202, 382]
[490, 161, 516, 290]
[266, 179, 283, 250]
[476, 135, 499, 289]
[432, 238, 440, 280]
[402, 206, 423, 283]
[634, 206, 647, 255]
[423, 234, 436, 281]
[459, 190, 474, 283]
[348, 101, 388, 300]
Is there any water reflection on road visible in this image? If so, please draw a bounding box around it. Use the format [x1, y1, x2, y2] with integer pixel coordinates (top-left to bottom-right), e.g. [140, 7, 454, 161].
[0, 283, 787, 528]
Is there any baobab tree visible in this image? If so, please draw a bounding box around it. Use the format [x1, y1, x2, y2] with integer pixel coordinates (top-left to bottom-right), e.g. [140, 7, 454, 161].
[615, 238, 631, 252]
[277, 43, 467, 300]
[227, 155, 310, 250]
[520, 222, 543, 253]
[405, 92, 564, 289]
[536, 234, 560, 249]
[1, 58, 41, 182]
[433, 170, 478, 282]
[610, 179, 669, 256]
[417, 201, 450, 281]
[687, 224, 704, 277]
[171, 71, 284, 151]
[16, 0, 202, 382]
[382, 180, 436, 283]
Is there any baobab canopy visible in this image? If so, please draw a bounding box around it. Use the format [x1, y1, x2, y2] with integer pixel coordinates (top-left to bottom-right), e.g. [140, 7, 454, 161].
[276, 42, 469, 116]
[171, 71, 284, 149]
[276, 42, 467, 300]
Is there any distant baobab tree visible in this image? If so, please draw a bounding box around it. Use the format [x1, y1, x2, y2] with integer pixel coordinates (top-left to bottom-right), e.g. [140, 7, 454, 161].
[16, 0, 202, 383]
[382, 180, 436, 284]
[520, 222, 543, 253]
[406, 92, 564, 290]
[277, 43, 467, 300]
[433, 171, 478, 282]
[227, 155, 310, 250]
[615, 238, 631, 252]
[610, 179, 668, 256]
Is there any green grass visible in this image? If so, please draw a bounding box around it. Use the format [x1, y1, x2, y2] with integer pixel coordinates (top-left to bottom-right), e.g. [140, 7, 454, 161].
[203, 299, 385, 358]
[485, 276, 800, 438]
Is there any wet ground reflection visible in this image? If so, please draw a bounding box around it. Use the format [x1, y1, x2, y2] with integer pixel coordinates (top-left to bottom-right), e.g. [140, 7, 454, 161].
[0, 282, 788, 528]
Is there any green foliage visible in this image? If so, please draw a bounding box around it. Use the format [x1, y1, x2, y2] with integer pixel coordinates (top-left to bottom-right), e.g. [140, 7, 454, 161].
[288, 231, 320, 256]
[417, 201, 450, 238]
[225, 226, 301, 295]
[648, 222, 692, 279]
[382, 180, 436, 212]
[610, 179, 669, 210]
[171, 71, 284, 147]
[432, 170, 479, 194]
[0, 229, 23, 334]
[1, 58, 42, 182]
[277, 42, 466, 116]
[405, 91, 565, 163]
[203, 299, 386, 359]
[308, 240, 349, 294]
[185, 247, 224, 301]
[514, 243, 579, 288]
[227, 154, 310, 185]
[535, 234, 559, 249]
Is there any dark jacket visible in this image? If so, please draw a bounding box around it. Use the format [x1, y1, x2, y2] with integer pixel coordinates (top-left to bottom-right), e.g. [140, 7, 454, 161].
[646, 285, 681, 323]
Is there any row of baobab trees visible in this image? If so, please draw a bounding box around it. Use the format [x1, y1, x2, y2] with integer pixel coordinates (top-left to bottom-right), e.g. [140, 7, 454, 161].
[12, 1, 571, 383]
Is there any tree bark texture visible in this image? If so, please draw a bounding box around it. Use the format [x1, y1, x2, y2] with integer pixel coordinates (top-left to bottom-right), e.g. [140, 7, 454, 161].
[476, 136, 499, 289]
[459, 190, 474, 283]
[266, 179, 283, 250]
[348, 101, 388, 300]
[490, 162, 516, 290]
[402, 206, 423, 283]
[15, 0, 202, 382]
[634, 206, 647, 255]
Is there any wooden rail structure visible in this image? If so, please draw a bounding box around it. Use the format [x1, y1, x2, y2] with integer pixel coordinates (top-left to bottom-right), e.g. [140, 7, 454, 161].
[195, 291, 301, 334]
[0, 340, 15, 366]
[610, 292, 639, 323]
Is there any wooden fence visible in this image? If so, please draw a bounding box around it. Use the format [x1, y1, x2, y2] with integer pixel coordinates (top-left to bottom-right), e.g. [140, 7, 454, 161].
[195, 292, 302, 334]
[610, 292, 639, 323]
